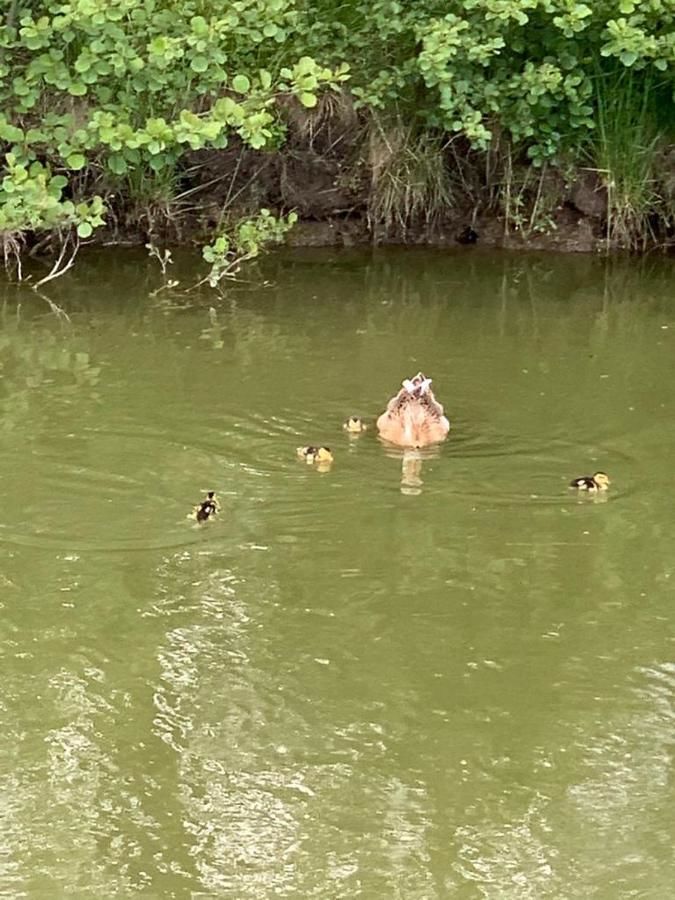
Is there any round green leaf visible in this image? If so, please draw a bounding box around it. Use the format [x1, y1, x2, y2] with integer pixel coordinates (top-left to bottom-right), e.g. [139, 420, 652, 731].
[232, 74, 250, 93]
[67, 153, 86, 170]
[77, 222, 93, 238]
[299, 92, 318, 108]
[107, 154, 127, 175]
[191, 15, 208, 34]
[190, 55, 208, 73]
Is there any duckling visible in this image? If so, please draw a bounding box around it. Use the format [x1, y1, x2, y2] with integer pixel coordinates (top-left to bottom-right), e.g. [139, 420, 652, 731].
[296, 446, 334, 464]
[194, 490, 220, 522]
[343, 416, 367, 434]
[456, 226, 478, 245]
[569, 472, 611, 492]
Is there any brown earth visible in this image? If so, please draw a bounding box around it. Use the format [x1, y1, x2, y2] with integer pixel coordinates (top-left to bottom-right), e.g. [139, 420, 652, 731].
[101, 97, 673, 255]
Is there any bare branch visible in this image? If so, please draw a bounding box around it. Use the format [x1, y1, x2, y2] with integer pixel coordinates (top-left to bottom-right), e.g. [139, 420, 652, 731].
[32, 232, 80, 289]
[6, 0, 19, 30]
[31, 289, 71, 322]
[2, 233, 24, 282]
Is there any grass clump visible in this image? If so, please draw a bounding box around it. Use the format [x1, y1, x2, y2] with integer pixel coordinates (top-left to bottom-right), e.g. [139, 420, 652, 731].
[367, 122, 454, 239]
[591, 66, 673, 250]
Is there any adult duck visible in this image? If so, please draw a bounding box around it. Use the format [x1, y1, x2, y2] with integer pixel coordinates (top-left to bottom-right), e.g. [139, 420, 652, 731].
[376, 372, 450, 449]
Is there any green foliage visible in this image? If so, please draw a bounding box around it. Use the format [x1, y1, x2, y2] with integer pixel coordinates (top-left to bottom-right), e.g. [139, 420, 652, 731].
[201, 209, 298, 288]
[592, 64, 668, 249]
[0, 0, 672, 255]
[297, 0, 672, 160]
[0, 153, 105, 236]
[0, 0, 348, 241]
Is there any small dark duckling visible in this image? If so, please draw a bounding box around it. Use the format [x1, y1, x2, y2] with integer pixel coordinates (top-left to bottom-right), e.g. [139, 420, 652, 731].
[343, 416, 367, 434]
[296, 446, 334, 464]
[569, 472, 610, 492]
[456, 226, 478, 245]
[194, 490, 219, 522]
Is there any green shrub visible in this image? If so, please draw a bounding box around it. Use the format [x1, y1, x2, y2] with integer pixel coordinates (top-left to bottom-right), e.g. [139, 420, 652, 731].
[201, 208, 297, 288]
[0, 0, 673, 256]
[0, 0, 348, 245]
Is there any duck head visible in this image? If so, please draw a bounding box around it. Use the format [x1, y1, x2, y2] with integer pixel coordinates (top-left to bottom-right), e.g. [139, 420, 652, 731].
[376, 372, 450, 449]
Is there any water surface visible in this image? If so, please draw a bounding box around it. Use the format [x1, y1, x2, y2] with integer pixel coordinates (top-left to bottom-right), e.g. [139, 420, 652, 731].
[0, 248, 673, 898]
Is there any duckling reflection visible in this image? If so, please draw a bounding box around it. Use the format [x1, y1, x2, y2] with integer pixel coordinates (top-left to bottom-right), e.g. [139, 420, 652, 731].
[377, 372, 450, 449]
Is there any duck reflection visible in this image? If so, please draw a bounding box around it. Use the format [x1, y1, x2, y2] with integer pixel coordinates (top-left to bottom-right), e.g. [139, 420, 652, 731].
[381, 445, 442, 495]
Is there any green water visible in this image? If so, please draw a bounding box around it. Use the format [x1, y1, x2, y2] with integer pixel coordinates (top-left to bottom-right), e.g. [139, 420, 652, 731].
[1, 248, 674, 898]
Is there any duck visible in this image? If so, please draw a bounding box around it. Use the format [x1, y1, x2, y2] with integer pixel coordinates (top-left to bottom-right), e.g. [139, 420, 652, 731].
[376, 372, 450, 449]
[343, 416, 367, 434]
[296, 446, 334, 464]
[569, 472, 611, 492]
[456, 226, 478, 245]
[194, 490, 219, 522]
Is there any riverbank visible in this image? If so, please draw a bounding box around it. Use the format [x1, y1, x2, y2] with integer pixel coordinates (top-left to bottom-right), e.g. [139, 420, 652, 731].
[96, 125, 674, 256]
[2, 1, 673, 269]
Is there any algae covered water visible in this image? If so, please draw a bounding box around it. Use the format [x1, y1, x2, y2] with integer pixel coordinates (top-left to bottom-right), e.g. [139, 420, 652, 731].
[0, 248, 673, 898]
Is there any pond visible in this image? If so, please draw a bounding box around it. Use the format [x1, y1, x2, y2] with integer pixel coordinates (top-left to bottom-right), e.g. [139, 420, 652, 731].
[0, 247, 673, 898]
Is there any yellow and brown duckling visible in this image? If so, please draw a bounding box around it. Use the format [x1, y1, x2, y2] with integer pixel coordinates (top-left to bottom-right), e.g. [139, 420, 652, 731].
[343, 416, 367, 434]
[296, 446, 334, 465]
[569, 472, 611, 492]
[194, 490, 220, 522]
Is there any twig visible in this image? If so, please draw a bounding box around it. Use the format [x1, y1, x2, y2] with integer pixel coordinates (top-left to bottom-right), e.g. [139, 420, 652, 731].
[146, 242, 173, 276]
[2, 233, 24, 281]
[190, 249, 258, 292]
[222, 144, 245, 213]
[31, 288, 71, 322]
[6, 0, 19, 30]
[32, 232, 80, 288]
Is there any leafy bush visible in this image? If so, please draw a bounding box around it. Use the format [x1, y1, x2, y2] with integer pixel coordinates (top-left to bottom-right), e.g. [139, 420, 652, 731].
[0, 0, 348, 249]
[0, 0, 673, 257]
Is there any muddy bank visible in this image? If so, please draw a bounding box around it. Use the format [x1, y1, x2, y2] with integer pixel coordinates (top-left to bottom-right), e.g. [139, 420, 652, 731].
[104, 151, 631, 254]
[102, 102, 674, 255]
[284, 214, 600, 254]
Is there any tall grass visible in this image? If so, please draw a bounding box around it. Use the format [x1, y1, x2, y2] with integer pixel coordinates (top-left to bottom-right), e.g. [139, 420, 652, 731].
[367, 121, 454, 239]
[591, 66, 671, 250]
[122, 164, 182, 237]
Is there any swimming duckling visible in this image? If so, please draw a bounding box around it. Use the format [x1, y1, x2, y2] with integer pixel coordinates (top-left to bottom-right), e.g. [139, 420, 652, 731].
[194, 490, 219, 522]
[296, 446, 334, 464]
[569, 472, 610, 492]
[343, 416, 367, 434]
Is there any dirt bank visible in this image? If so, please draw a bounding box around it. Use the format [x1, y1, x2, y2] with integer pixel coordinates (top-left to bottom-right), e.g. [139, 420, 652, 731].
[101, 101, 674, 255]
